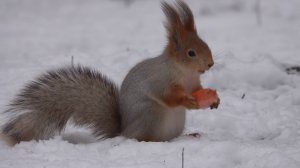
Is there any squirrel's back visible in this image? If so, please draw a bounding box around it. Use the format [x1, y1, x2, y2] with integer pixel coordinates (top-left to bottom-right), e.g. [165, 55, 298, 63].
[2, 66, 120, 143]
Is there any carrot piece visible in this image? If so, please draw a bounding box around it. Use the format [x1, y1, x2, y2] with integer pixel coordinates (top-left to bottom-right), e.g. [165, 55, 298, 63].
[191, 89, 219, 109]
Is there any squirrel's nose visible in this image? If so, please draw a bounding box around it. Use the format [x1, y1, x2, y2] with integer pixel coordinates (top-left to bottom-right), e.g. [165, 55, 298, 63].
[208, 62, 214, 68]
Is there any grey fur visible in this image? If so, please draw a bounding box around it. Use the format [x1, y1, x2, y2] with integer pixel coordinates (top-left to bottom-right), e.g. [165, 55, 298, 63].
[120, 55, 186, 141]
[2, 66, 120, 142]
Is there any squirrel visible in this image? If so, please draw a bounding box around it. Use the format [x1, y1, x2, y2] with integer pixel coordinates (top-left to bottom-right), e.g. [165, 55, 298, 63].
[0, 1, 218, 145]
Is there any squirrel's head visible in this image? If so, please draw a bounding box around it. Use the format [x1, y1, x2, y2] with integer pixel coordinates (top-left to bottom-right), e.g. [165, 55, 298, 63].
[162, 1, 214, 74]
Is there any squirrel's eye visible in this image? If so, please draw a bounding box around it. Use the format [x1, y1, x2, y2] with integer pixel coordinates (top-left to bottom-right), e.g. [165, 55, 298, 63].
[187, 49, 196, 57]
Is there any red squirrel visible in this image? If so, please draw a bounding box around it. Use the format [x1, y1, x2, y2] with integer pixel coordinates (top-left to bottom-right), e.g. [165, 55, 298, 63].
[1, 1, 218, 145]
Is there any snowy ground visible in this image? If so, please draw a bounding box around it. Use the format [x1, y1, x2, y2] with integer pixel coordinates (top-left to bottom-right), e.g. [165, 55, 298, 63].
[0, 0, 300, 167]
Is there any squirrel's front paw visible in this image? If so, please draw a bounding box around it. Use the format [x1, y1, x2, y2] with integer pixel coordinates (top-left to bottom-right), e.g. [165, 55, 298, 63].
[210, 98, 220, 109]
[182, 96, 200, 109]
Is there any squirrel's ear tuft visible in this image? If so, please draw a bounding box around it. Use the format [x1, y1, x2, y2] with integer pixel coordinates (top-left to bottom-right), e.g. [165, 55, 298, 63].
[161, 1, 196, 51]
[161, 1, 185, 51]
[176, 1, 196, 32]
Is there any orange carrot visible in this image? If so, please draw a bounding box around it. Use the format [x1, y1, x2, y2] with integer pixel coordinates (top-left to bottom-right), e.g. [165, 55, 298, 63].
[192, 89, 219, 109]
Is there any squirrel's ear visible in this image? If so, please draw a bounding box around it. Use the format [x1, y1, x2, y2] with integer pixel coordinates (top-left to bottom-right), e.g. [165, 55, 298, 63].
[162, 1, 185, 51]
[176, 1, 196, 32]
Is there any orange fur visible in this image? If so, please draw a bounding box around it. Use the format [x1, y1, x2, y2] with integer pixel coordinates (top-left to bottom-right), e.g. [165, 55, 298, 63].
[162, 1, 214, 73]
[162, 84, 186, 107]
[162, 84, 198, 109]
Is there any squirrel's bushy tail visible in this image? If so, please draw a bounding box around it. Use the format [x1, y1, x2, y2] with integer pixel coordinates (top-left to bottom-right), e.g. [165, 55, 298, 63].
[1, 66, 120, 144]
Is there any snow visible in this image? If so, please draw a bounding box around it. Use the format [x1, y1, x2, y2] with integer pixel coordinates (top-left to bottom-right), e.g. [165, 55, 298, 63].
[1, 0, 300, 167]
